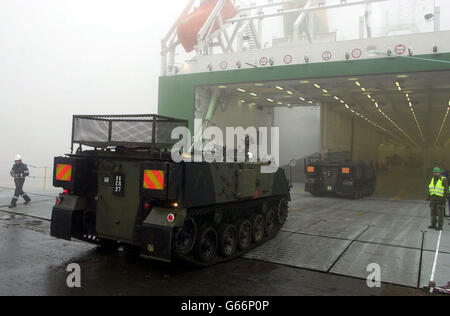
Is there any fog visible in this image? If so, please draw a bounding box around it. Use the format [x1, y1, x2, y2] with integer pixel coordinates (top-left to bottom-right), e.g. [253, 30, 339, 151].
[0, 0, 449, 191]
[0, 0, 182, 190]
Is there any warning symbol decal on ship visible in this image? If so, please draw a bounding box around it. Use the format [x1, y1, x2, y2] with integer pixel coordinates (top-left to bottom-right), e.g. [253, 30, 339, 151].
[322, 51, 332, 61]
[259, 57, 268, 66]
[284, 55, 293, 64]
[395, 44, 407, 55]
[220, 61, 228, 69]
[352, 48, 362, 59]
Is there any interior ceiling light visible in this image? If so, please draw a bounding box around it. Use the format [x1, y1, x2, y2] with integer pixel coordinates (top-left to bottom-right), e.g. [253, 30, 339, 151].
[287, 91, 294, 95]
[356, 83, 419, 147]
[218, 85, 227, 89]
[324, 82, 403, 143]
[237, 88, 246, 93]
[250, 93, 257, 96]
[267, 98, 274, 102]
[434, 101, 450, 146]
[299, 97, 306, 101]
[314, 84, 321, 89]
[300, 80, 310, 84]
[254, 83, 264, 86]
[276, 86, 284, 90]
[395, 81, 424, 141]
[355, 81, 361, 87]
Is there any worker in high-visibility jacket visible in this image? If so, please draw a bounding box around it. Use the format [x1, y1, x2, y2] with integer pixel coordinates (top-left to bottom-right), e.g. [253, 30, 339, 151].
[427, 167, 449, 231]
[9, 155, 31, 209]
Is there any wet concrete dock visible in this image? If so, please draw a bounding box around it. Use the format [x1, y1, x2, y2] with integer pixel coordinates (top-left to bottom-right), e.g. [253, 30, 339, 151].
[245, 184, 450, 289]
[0, 185, 448, 295]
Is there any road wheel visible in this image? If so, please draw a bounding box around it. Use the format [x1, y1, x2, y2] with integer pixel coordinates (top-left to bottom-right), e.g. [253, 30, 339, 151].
[174, 217, 197, 256]
[277, 198, 289, 226]
[194, 226, 218, 264]
[237, 220, 252, 251]
[219, 224, 237, 257]
[264, 207, 276, 237]
[251, 215, 265, 243]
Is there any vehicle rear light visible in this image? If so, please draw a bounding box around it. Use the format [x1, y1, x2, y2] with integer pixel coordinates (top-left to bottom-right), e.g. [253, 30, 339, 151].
[63, 189, 69, 194]
[55, 198, 60, 205]
[143, 201, 151, 211]
[307, 166, 315, 173]
[342, 168, 350, 174]
[167, 214, 175, 223]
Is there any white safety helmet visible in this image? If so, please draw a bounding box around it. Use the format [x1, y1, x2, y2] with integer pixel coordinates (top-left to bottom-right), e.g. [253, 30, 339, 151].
[15, 154, 22, 161]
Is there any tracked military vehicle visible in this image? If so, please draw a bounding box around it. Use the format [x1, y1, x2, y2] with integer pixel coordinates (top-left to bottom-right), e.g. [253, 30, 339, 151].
[51, 115, 290, 266]
[305, 159, 376, 199]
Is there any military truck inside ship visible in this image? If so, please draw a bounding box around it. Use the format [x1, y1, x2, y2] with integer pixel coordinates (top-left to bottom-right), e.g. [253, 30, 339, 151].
[50, 115, 291, 266]
[304, 159, 376, 199]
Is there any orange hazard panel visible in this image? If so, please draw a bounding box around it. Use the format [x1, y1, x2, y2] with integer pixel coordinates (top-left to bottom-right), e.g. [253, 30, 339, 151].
[307, 166, 315, 173]
[143, 170, 165, 191]
[342, 168, 351, 174]
[177, 0, 237, 53]
[55, 164, 72, 181]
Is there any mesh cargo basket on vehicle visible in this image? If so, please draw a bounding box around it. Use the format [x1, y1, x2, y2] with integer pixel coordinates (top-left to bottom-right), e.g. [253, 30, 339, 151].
[71, 115, 188, 150]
